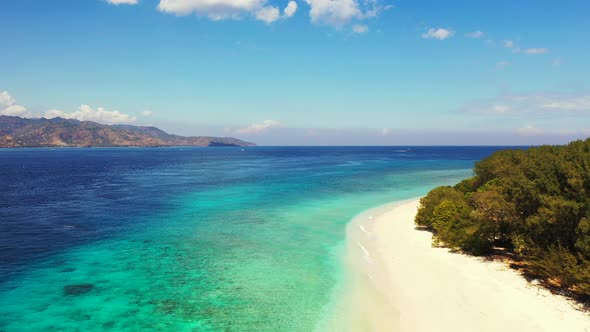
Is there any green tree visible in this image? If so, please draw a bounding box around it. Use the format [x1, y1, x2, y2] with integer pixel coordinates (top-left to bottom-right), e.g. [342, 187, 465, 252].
[415, 138, 590, 297]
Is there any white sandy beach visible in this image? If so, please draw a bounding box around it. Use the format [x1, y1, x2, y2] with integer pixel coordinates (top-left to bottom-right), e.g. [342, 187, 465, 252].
[325, 198, 590, 332]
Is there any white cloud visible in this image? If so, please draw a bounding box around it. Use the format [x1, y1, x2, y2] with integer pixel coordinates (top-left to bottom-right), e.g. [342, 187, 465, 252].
[106, 0, 138, 4]
[352, 24, 368, 33]
[256, 6, 280, 23]
[283, 1, 297, 17]
[421, 28, 454, 40]
[517, 125, 543, 136]
[157, 0, 266, 21]
[0, 91, 29, 117]
[465, 30, 484, 38]
[235, 120, 280, 134]
[142, 110, 153, 116]
[151, 0, 386, 27]
[541, 96, 590, 111]
[524, 48, 548, 55]
[305, 0, 362, 27]
[303, 0, 386, 27]
[492, 105, 510, 113]
[0, 91, 141, 124]
[44, 105, 137, 124]
[364, 0, 389, 18]
[157, 0, 295, 23]
[463, 92, 590, 115]
[500, 39, 549, 55]
[381, 128, 392, 136]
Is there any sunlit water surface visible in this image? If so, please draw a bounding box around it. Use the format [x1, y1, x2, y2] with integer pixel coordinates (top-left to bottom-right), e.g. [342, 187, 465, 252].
[0, 146, 505, 331]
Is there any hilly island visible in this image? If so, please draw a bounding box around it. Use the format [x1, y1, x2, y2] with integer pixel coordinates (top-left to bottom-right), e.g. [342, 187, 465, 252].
[0, 116, 255, 148]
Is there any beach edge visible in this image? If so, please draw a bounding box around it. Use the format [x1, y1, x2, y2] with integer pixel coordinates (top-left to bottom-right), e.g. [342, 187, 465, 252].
[324, 198, 590, 332]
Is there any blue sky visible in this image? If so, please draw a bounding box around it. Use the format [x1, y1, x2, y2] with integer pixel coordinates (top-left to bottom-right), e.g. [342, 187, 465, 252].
[1, 0, 589, 145]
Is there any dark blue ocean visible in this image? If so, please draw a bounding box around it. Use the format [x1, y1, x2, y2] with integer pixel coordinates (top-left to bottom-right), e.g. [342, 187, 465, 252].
[0, 146, 507, 331]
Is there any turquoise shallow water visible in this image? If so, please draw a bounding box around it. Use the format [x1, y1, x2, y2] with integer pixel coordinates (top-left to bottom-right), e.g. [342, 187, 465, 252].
[0, 147, 504, 331]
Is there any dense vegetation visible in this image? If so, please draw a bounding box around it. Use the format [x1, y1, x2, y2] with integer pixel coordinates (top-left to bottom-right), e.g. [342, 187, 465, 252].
[416, 139, 590, 298]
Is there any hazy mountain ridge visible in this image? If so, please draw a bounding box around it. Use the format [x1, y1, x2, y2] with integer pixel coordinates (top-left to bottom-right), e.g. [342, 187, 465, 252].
[0, 116, 255, 147]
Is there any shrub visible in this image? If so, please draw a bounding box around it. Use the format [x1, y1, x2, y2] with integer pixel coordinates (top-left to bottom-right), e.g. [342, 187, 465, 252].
[428, 200, 494, 255]
[527, 245, 580, 289]
[415, 186, 465, 230]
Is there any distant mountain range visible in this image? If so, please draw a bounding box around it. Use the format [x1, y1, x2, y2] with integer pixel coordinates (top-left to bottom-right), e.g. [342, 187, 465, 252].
[0, 116, 255, 148]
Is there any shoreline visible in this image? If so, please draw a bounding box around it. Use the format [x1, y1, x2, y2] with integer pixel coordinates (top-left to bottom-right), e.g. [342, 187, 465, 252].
[327, 198, 590, 331]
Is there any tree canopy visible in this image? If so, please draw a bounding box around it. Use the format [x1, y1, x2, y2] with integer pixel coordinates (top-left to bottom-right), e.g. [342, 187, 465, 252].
[416, 138, 590, 298]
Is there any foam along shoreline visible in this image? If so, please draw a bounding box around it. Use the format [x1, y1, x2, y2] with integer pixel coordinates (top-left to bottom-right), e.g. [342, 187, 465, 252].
[329, 198, 590, 332]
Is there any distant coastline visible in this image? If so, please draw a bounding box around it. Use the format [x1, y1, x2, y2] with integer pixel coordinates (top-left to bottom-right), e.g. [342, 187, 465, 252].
[0, 145, 253, 149]
[0, 115, 255, 148]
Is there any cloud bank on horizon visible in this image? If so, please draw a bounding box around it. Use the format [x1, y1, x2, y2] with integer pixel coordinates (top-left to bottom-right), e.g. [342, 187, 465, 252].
[0, 91, 29, 118]
[0, 91, 139, 125]
[3, 87, 590, 145]
[45, 105, 138, 124]
[463, 92, 590, 115]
